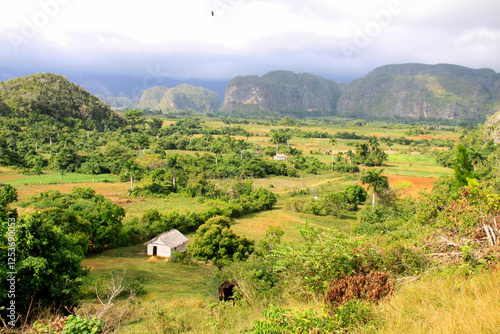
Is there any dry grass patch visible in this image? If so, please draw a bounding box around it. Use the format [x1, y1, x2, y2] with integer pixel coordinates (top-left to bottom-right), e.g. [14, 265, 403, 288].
[377, 267, 500, 334]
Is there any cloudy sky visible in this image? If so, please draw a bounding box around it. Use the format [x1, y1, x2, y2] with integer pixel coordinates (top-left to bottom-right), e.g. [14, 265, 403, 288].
[0, 0, 499, 90]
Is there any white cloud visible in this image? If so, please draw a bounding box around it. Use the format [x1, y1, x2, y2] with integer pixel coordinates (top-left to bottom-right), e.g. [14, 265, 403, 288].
[0, 0, 499, 82]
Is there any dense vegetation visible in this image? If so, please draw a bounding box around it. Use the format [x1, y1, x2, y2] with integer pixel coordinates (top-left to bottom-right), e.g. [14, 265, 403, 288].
[2, 75, 500, 332]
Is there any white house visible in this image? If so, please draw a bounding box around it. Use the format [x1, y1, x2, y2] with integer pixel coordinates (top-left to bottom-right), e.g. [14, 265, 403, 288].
[274, 153, 288, 161]
[145, 229, 188, 257]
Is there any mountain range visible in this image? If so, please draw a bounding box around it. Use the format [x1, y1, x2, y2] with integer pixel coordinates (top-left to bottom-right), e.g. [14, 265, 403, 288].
[1, 63, 499, 122]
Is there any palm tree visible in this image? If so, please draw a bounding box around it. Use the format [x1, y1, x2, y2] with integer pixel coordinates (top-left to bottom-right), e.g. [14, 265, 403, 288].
[346, 150, 355, 165]
[166, 154, 183, 190]
[137, 135, 149, 154]
[271, 131, 286, 155]
[123, 159, 143, 192]
[469, 147, 486, 172]
[329, 137, 337, 171]
[386, 141, 393, 153]
[361, 169, 389, 210]
[33, 165, 43, 184]
[367, 136, 379, 154]
[211, 145, 222, 165]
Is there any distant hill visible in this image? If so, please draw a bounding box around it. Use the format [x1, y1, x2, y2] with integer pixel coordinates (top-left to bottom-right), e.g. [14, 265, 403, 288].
[219, 70, 344, 116]
[95, 94, 136, 109]
[133, 84, 219, 112]
[0, 73, 123, 128]
[337, 63, 500, 121]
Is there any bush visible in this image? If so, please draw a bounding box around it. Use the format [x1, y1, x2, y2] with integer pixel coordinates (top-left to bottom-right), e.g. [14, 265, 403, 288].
[62, 315, 102, 334]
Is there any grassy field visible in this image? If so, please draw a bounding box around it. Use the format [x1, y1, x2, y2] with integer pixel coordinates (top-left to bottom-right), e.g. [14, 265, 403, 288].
[3, 120, 464, 333]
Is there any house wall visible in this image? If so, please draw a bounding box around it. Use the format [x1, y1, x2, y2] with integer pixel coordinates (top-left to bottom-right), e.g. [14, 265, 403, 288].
[147, 242, 187, 257]
[147, 243, 172, 257]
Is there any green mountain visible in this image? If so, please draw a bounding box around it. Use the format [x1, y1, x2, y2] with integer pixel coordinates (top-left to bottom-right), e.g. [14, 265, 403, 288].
[219, 70, 343, 115]
[0, 73, 123, 127]
[135, 84, 219, 112]
[337, 63, 500, 121]
[95, 94, 136, 109]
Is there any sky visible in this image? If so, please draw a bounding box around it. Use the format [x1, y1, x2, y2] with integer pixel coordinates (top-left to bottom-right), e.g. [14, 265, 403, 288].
[0, 0, 499, 94]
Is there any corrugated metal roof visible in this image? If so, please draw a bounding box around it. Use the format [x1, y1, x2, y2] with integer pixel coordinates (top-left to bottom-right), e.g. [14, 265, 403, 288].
[145, 229, 188, 248]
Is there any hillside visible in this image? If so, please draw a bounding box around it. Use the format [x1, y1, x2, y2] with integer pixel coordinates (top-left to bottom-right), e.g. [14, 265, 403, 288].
[0, 73, 123, 128]
[133, 84, 219, 112]
[337, 63, 500, 122]
[219, 70, 343, 115]
[95, 94, 136, 109]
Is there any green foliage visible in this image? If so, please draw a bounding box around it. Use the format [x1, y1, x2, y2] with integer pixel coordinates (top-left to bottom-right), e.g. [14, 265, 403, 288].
[189, 216, 255, 269]
[343, 184, 368, 208]
[62, 315, 102, 334]
[0, 73, 123, 129]
[249, 302, 374, 333]
[0, 184, 18, 221]
[362, 169, 389, 208]
[21, 187, 125, 253]
[123, 109, 144, 132]
[267, 223, 381, 292]
[0, 212, 87, 319]
[453, 143, 474, 186]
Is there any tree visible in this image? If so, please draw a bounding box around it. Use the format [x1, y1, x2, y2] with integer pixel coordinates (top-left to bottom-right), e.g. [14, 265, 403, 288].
[453, 143, 474, 186]
[122, 159, 144, 191]
[367, 136, 379, 154]
[136, 135, 150, 154]
[211, 144, 222, 165]
[329, 137, 337, 171]
[81, 161, 100, 182]
[361, 169, 389, 210]
[468, 147, 486, 172]
[148, 118, 164, 137]
[166, 154, 183, 190]
[0, 212, 87, 321]
[189, 216, 254, 269]
[33, 165, 43, 184]
[271, 130, 291, 155]
[343, 184, 368, 210]
[0, 184, 17, 222]
[123, 109, 144, 133]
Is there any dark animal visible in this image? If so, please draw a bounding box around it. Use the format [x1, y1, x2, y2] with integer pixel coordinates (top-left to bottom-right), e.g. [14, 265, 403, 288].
[219, 281, 237, 305]
[211, 10, 215, 16]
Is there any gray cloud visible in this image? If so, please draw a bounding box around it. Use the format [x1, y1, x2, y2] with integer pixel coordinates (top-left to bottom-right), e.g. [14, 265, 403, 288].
[0, 0, 499, 90]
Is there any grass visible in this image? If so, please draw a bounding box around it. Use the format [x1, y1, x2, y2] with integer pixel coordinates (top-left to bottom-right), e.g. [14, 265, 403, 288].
[83, 245, 214, 298]
[80, 245, 271, 334]
[122, 193, 216, 219]
[1, 170, 119, 186]
[376, 267, 500, 333]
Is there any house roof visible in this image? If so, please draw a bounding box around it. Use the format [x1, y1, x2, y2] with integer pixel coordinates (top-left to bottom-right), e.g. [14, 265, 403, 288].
[145, 229, 188, 248]
[274, 154, 288, 158]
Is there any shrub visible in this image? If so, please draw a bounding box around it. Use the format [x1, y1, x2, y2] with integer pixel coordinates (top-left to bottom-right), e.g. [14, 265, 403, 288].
[324, 271, 394, 308]
[62, 315, 102, 334]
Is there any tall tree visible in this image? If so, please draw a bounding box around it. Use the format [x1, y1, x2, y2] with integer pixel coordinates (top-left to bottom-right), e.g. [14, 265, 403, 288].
[122, 159, 143, 191]
[166, 154, 183, 190]
[367, 136, 379, 154]
[211, 144, 222, 165]
[361, 169, 389, 210]
[469, 147, 486, 172]
[271, 131, 291, 155]
[453, 144, 474, 186]
[123, 109, 144, 133]
[329, 137, 337, 171]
